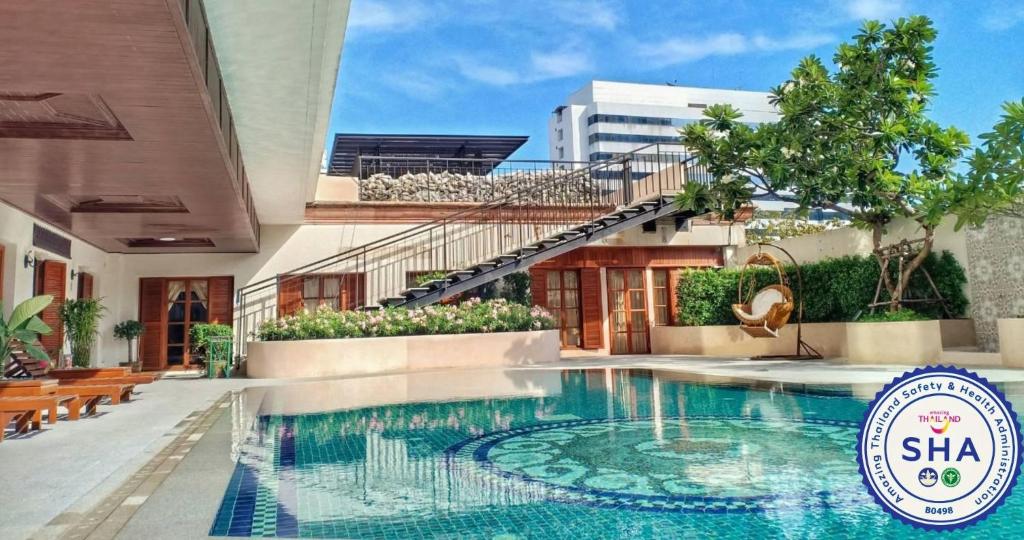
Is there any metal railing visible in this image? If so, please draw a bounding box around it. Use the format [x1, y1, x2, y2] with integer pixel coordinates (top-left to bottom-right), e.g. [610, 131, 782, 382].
[234, 144, 708, 354]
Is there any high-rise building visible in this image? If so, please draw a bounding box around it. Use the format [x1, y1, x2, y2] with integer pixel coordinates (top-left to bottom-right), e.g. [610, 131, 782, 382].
[548, 80, 778, 163]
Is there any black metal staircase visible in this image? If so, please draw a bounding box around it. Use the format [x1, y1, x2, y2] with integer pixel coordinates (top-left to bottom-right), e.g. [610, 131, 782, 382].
[234, 144, 708, 352]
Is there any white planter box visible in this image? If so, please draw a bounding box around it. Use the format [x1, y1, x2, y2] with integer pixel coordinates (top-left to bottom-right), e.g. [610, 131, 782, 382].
[652, 319, 970, 365]
[845, 320, 943, 365]
[245, 329, 560, 379]
[998, 318, 1024, 368]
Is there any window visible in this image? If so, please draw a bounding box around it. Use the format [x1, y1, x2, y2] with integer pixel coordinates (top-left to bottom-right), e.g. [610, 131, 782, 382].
[688, 103, 708, 109]
[652, 270, 671, 326]
[555, 108, 564, 122]
[588, 133, 681, 145]
[303, 275, 343, 311]
[558, 147, 565, 159]
[557, 128, 563, 141]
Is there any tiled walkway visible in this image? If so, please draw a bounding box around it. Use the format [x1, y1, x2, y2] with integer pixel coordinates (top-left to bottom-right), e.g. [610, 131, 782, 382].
[2, 374, 275, 540]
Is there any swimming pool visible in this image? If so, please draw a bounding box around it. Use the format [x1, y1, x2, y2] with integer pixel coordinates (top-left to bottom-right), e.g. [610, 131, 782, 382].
[210, 369, 1022, 539]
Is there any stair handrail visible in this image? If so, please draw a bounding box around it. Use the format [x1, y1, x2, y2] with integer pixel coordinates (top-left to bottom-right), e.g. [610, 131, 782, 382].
[236, 143, 687, 300]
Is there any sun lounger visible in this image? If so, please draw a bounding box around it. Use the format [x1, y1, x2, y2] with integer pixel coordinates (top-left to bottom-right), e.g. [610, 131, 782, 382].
[0, 394, 81, 429]
[0, 410, 35, 442]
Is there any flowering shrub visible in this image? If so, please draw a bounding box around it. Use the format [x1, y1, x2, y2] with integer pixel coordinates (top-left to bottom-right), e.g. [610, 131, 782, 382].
[256, 298, 556, 341]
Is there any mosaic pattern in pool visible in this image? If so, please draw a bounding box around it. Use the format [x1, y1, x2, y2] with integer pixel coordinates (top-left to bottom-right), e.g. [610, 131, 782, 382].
[211, 370, 1024, 539]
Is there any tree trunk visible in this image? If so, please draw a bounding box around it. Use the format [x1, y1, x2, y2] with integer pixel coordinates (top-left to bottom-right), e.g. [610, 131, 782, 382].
[892, 226, 935, 312]
[871, 222, 898, 311]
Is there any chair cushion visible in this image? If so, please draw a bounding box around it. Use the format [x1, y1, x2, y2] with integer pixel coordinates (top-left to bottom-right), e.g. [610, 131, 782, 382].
[749, 288, 786, 318]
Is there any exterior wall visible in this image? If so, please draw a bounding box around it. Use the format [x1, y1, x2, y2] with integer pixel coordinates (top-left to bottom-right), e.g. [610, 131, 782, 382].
[965, 217, 1024, 351]
[0, 202, 124, 366]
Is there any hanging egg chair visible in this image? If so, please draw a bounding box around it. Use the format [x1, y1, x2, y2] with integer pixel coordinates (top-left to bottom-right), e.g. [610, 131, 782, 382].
[732, 251, 795, 338]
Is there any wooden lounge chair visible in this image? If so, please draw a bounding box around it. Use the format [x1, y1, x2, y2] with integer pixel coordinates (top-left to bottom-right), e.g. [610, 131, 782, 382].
[47, 368, 157, 386]
[0, 409, 35, 442]
[0, 395, 81, 429]
[0, 379, 120, 419]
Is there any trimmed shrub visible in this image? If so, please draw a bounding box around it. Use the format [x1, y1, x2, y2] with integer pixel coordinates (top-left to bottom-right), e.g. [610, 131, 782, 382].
[257, 298, 555, 341]
[675, 251, 968, 326]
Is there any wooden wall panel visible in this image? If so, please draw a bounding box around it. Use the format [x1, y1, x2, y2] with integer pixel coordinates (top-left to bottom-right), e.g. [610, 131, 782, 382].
[532, 246, 722, 269]
[529, 268, 547, 309]
[340, 274, 366, 311]
[277, 275, 304, 317]
[0, 245, 4, 305]
[36, 260, 67, 359]
[208, 276, 234, 326]
[580, 268, 603, 349]
[139, 278, 166, 370]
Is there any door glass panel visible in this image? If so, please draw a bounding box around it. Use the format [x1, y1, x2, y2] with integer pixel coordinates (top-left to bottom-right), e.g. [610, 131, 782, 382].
[609, 270, 624, 290]
[167, 345, 184, 365]
[563, 271, 578, 288]
[546, 271, 561, 290]
[167, 280, 186, 303]
[630, 291, 644, 308]
[323, 277, 341, 299]
[547, 290, 561, 308]
[303, 277, 320, 298]
[653, 271, 667, 288]
[628, 270, 643, 289]
[631, 311, 646, 330]
[167, 324, 185, 345]
[168, 302, 186, 323]
[564, 289, 578, 308]
[612, 291, 625, 311]
[190, 281, 210, 322]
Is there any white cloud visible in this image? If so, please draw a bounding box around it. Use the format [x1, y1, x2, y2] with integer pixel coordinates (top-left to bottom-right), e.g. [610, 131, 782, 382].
[455, 48, 592, 86]
[348, 0, 427, 32]
[552, 1, 620, 31]
[841, 0, 908, 21]
[979, 2, 1024, 31]
[638, 31, 834, 67]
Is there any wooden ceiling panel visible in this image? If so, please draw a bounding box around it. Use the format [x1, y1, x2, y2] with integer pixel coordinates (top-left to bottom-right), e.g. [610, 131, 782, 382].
[0, 0, 258, 253]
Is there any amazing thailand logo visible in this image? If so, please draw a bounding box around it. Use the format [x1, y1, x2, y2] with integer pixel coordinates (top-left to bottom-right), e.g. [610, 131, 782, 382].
[857, 366, 1022, 530]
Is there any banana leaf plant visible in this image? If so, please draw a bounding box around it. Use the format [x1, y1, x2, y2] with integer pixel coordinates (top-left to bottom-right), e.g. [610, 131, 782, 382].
[0, 295, 54, 373]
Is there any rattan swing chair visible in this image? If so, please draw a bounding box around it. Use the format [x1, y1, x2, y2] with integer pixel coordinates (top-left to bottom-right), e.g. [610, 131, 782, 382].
[732, 244, 822, 359]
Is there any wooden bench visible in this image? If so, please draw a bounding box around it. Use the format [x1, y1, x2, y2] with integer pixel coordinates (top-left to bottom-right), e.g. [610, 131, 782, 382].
[0, 410, 35, 442]
[48, 368, 156, 387]
[68, 384, 135, 407]
[0, 395, 81, 429]
[0, 379, 104, 419]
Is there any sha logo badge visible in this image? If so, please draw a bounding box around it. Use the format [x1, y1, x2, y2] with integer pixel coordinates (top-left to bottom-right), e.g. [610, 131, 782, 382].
[858, 365, 1022, 530]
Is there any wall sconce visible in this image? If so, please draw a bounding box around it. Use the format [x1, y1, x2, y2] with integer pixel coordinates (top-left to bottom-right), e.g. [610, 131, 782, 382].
[70, 269, 78, 281]
[23, 250, 37, 269]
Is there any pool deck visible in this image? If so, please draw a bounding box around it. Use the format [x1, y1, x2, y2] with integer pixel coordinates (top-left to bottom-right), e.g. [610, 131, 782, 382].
[6, 357, 1024, 539]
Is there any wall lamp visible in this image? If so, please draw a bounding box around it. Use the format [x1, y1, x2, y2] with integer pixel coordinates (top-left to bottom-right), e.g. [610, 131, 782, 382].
[70, 269, 78, 281]
[24, 250, 37, 269]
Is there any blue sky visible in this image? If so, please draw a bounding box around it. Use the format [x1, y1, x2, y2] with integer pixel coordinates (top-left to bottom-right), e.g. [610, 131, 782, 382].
[327, 0, 1024, 160]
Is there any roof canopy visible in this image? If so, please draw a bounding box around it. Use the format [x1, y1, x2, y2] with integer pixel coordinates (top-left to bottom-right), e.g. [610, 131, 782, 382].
[328, 134, 528, 176]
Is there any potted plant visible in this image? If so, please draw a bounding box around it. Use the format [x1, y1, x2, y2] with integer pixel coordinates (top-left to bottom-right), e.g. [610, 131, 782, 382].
[190, 323, 233, 377]
[1, 295, 54, 377]
[58, 298, 106, 368]
[113, 320, 145, 373]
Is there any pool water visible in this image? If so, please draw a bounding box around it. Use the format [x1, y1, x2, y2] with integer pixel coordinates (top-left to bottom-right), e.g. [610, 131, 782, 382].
[210, 370, 1023, 539]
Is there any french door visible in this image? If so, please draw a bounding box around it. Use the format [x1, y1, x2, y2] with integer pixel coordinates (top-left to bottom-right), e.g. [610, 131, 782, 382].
[608, 268, 650, 354]
[545, 270, 582, 348]
[166, 279, 209, 367]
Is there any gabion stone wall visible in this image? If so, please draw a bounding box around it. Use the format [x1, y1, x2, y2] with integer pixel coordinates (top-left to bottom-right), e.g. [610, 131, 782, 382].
[358, 171, 599, 203]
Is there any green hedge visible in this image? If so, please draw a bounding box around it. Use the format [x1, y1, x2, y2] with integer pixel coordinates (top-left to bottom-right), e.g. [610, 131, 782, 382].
[675, 251, 968, 326]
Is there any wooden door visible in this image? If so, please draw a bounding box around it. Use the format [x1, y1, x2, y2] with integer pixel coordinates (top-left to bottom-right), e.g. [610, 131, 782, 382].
[35, 260, 67, 359]
[607, 268, 650, 354]
[77, 272, 94, 299]
[139, 278, 166, 370]
[166, 279, 211, 367]
[544, 270, 582, 348]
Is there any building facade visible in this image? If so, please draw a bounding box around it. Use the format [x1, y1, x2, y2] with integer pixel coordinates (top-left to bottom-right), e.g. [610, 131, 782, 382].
[548, 80, 778, 163]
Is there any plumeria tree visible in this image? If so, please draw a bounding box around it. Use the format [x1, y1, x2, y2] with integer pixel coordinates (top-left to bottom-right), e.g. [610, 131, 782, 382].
[675, 16, 1023, 311]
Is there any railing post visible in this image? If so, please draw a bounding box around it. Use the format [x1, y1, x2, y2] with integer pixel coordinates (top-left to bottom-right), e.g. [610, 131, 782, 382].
[622, 156, 633, 205]
[442, 218, 448, 271]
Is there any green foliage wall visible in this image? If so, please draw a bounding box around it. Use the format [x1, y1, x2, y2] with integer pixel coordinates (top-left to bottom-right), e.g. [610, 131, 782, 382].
[675, 252, 968, 326]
